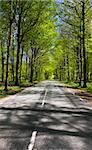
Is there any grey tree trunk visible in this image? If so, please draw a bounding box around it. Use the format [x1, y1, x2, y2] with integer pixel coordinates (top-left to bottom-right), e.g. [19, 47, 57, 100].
[5, 22, 12, 91]
[79, 23, 82, 87]
[19, 46, 23, 83]
[1, 40, 4, 82]
[15, 12, 21, 85]
[25, 51, 28, 80]
[82, 1, 87, 87]
[11, 37, 15, 82]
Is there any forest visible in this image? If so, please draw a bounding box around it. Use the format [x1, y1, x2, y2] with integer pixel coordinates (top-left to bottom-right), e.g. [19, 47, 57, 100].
[0, 0, 92, 93]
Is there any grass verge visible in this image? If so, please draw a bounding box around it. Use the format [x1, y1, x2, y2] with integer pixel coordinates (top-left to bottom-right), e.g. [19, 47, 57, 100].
[0, 86, 24, 98]
[61, 81, 92, 93]
[61, 81, 92, 106]
[0, 81, 39, 98]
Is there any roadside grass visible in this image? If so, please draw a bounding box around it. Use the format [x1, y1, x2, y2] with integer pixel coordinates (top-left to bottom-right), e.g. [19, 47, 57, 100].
[63, 81, 79, 88]
[19, 81, 38, 87]
[61, 81, 92, 105]
[0, 86, 24, 98]
[86, 82, 92, 93]
[61, 81, 92, 93]
[0, 80, 39, 98]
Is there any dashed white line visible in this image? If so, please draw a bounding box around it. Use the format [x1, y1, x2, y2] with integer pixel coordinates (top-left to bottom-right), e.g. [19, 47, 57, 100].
[27, 131, 37, 150]
[27, 88, 48, 150]
[42, 89, 48, 106]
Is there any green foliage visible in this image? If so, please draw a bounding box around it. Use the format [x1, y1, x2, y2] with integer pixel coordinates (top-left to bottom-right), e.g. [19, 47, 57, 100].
[0, 85, 24, 98]
[0, 0, 92, 93]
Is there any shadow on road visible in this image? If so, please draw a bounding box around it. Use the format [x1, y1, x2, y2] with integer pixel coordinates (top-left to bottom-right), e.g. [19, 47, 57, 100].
[0, 102, 92, 148]
[0, 82, 92, 149]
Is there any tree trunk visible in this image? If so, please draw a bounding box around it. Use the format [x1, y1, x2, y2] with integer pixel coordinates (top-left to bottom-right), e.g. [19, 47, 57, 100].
[63, 57, 66, 80]
[25, 51, 28, 80]
[19, 46, 23, 83]
[30, 59, 33, 82]
[34, 64, 38, 81]
[76, 47, 79, 82]
[67, 55, 70, 81]
[11, 37, 15, 82]
[29, 56, 31, 80]
[1, 40, 4, 82]
[60, 65, 61, 81]
[82, 1, 87, 87]
[30, 48, 34, 83]
[15, 13, 21, 86]
[5, 22, 12, 91]
[79, 23, 82, 87]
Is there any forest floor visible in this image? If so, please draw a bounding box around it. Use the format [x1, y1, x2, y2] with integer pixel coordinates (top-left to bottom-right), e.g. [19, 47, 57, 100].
[72, 88, 92, 106]
[0, 82, 37, 98]
[62, 82, 92, 106]
[0, 86, 24, 98]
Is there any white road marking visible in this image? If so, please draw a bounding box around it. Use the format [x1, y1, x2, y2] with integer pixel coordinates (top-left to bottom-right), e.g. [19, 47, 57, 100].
[42, 89, 48, 106]
[27, 131, 37, 150]
[27, 88, 48, 150]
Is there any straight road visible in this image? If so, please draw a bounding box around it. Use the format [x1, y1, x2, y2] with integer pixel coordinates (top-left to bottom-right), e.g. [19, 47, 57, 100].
[0, 81, 92, 150]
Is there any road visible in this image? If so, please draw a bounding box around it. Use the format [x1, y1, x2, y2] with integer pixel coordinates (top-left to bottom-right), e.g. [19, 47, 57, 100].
[0, 80, 92, 150]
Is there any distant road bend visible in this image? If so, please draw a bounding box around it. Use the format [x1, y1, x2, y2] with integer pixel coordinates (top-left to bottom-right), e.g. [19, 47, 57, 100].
[0, 81, 92, 150]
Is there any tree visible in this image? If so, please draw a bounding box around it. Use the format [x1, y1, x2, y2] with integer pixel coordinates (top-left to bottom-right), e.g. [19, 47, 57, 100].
[56, 0, 92, 87]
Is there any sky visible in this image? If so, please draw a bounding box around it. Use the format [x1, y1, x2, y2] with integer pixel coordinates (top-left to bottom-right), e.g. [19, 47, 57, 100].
[56, 0, 64, 4]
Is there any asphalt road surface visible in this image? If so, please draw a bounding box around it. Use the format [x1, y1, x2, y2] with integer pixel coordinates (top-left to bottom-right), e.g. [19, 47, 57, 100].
[0, 80, 92, 150]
